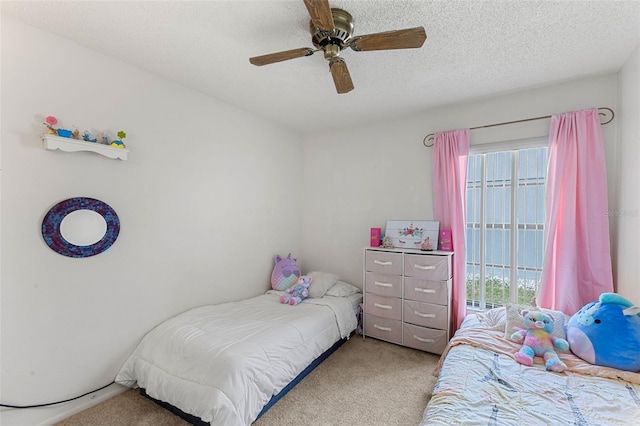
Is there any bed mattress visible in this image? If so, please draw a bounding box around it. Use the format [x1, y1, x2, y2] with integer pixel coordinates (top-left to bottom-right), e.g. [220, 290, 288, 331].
[116, 291, 360, 426]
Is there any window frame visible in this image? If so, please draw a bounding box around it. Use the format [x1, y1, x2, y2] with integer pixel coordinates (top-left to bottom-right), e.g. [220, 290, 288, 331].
[466, 136, 548, 311]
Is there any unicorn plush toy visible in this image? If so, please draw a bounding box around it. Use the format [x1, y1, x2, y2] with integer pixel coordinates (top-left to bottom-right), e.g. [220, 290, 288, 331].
[280, 276, 312, 305]
[270, 253, 300, 291]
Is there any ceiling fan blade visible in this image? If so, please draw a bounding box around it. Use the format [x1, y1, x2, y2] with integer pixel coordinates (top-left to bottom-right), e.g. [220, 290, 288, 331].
[303, 0, 335, 32]
[249, 48, 315, 66]
[350, 27, 427, 51]
[329, 58, 354, 94]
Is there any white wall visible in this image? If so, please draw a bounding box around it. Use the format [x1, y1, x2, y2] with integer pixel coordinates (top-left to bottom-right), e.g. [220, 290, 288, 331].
[616, 45, 640, 305]
[0, 16, 303, 424]
[301, 74, 621, 290]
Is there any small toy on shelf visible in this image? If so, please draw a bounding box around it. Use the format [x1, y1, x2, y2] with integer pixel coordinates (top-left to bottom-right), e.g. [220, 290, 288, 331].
[71, 128, 81, 140]
[111, 130, 127, 149]
[44, 115, 58, 134]
[82, 130, 97, 143]
[57, 129, 72, 138]
[101, 130, 111, 145]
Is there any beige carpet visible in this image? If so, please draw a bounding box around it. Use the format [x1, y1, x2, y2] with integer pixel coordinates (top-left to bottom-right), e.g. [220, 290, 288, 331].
[56, 336, 440, 426]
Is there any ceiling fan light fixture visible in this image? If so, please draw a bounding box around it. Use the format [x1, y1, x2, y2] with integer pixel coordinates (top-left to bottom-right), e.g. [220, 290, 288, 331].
[311, 8, 354, 49]
[323, 44, 341, 60]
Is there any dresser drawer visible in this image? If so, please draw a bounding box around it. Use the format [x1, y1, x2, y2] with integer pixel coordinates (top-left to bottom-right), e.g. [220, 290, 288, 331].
[365, 251, 403, 275]
[365, 294, 402, 320]
[404, 254, 451, 280]
[364, 314, 402, 344]
[365, 272, 402, 298]
[403, 300, 448, 330]
[402, 323, 448, 354]
[404, 277, 450, 305]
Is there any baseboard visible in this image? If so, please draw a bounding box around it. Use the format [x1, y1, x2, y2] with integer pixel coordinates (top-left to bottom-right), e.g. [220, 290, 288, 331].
[0, 383, 127, 426]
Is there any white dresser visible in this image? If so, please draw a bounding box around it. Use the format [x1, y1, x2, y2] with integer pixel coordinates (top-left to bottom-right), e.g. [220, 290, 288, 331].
[362, 247, 453, 355]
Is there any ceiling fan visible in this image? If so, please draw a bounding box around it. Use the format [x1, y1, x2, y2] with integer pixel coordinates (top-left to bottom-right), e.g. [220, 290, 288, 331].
[249, 0, 427, 94]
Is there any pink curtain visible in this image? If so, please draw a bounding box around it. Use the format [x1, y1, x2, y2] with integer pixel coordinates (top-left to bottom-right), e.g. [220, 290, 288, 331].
[537, 108, 613, 315]
[432, 129, 470, 332]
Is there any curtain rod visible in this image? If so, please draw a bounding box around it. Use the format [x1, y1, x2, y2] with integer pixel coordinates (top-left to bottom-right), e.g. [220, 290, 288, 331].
[422, 107, 615, 147]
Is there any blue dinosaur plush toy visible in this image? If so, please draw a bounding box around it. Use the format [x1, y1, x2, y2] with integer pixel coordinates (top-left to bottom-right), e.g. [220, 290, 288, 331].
[511, 310, 570, 372]
[279, 276, 312, 306]
[566, 293, 640, 372]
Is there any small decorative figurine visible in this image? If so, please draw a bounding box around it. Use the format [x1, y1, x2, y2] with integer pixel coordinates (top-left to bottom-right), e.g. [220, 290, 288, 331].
[83, 130, 97, 143]
[420, 236, 433, 251]
[382, 235, 394, 248]
[71, 128, 81, 140]
[111, 130, 127, 148]
[101, 130, 111, 145]
[44, 115, 58, 134]
[57, 128, 73, 138]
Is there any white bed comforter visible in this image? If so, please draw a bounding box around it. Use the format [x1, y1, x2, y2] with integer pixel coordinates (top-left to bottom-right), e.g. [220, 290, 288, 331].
[116, 292, 357, 426]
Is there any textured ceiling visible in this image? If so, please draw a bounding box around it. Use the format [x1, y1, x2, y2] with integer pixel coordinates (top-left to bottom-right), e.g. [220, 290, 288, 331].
[2, 0, 639, 134]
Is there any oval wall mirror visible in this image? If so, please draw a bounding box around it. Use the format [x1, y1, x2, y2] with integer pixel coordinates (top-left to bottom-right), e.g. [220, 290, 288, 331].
[60, 209, 108, 246]
[42, 197, 120, 258]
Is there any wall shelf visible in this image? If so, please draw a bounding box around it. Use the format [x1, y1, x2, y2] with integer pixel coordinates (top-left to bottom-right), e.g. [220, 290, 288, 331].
[42, 134, 129, 160]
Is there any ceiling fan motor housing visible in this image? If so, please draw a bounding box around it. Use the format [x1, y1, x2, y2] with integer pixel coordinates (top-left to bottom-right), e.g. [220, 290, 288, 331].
[249, 2, 427, 95]
[310, 8, 354, 51]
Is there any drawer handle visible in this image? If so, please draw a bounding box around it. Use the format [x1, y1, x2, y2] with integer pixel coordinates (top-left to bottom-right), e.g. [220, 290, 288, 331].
[414, 311, 436, 318]
[374, 260, 393, 266]
[415, 264, 436, 270]
[374, 302, 393, 310]
[414, 287, 436, 294]
[374, 281, 393, 287]
[374, 324, 392, 332]
[413, 335, 435, 343]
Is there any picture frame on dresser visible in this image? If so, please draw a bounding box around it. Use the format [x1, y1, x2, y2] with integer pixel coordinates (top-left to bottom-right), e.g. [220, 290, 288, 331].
[385, 220, 439, 251]
[362, 247, 453, 355]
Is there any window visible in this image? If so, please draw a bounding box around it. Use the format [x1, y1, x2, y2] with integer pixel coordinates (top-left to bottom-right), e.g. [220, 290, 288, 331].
[465, 140, 547, 309]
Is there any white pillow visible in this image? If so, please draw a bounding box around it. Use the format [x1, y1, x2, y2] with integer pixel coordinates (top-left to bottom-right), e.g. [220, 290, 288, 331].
[504, 303, 568, 340]
[307, 271, 339, 298]
[325, 280, 361, 297]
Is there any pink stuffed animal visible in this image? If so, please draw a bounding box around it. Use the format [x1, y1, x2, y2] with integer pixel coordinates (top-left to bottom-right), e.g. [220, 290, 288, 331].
[280, 276, 312, 305]
[510, 310, 569, 372]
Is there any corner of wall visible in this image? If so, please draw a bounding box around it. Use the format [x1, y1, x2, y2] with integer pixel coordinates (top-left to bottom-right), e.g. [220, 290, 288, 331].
[614, 43, 640, 305]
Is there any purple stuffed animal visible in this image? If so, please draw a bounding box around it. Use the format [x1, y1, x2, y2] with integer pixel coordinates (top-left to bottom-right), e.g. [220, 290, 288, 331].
[271, 253, 300, 291]
[280, 276, 312, 305]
